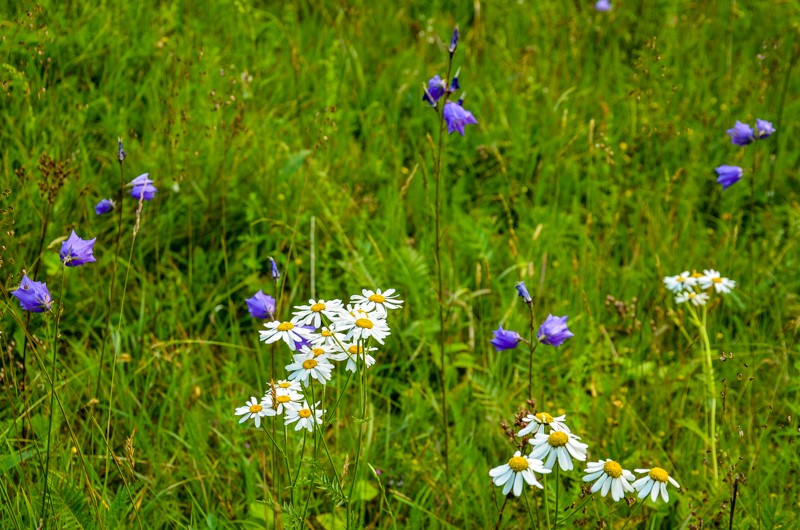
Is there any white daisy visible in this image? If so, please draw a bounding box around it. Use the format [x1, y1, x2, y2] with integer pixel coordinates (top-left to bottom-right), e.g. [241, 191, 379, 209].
[291, 298, 344, 328]
[285, 400, 324, 432]
[529, 430, 589, 471]
[698, 269, 736, 294]
[583, 459, 635, 501]
[272, 379, 303, 393]
[663, 271, 692, 293]
[259, 320, 314, 351]
[517, 412, 571, 437]
[674, 291, 709, 306]
[488, 450, 550, 497]
[343, 343, 377, 373]
[632, 467, 680, 503]
[349, 288, 404, 317]
[335, 310, 391, 344]
[285, 350, 334, 386]
[303, 344, 337, 363]
[235, 396, 272, 428]
[310, 325, 349, 351]
[264, 381, 303, 415]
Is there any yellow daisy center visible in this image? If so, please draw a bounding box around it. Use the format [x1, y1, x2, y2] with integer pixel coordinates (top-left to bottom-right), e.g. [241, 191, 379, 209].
[348, 345, 362, 355]
[321, 330, 332, 337]
[302, 359, 318, 369]
[536, 412, 554, 424]
[676, 276, 685, 282]
[508, 456, 528, 472]
[278, 382, 291, 388]
[691, 272, 703, 278]
[649, 467, 669, 483]
[712, 277, 722, 283]
[299, 409, 312, 418]
[368, 293, 386, 303]
[688, 292, 696, 299]
[548, 431, 569, 447]
[276, 395, 291, 403]
[355, 318, 373, 329]
[249, 404, 263, 413]
[277, 322, 294, 331]
[310, 302, 326, 312]
[312, 348, 325, 357]
[603, 461, 623, 478]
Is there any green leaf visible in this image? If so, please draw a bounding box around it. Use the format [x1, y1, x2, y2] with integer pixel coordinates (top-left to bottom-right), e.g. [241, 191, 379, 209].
[315, 510, 347, 530]
[351, 479, 378, 502]
[280, 150, 312, 179]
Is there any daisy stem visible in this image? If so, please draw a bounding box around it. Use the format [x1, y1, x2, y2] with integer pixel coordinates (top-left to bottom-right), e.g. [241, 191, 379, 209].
[493, 495, 509, 530]
[434, 53, 455, 475]
[523, 488, 537, 529]
[291, 430, 307, 505]
[40, 267, 66, 525]
[284, 422, 292, 504]
[620, 498, 644, 530]
[326, 370, 353, 421]
[554, 465, 560, 529]
[543, 474, 552, 530]
[262, 423, 292, 499]
[558, 493, 595, 527]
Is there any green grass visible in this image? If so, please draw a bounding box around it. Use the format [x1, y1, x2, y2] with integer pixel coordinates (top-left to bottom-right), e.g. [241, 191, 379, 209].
[1, 0, 799, 528]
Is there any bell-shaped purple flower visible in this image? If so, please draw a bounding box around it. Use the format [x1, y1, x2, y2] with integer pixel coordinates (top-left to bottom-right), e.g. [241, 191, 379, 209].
[95, 198, 114, 215]
[537, 314, 574, 347]
[726, 121, 754, 146]
[423, 75, 447, 106]
[715, 165, 743, 189]
[490, 325, 522, 352]
[443, 101, 478, 136]
[516, 281, 532, 304]
[269, 257, 280, 281]
[129, 173, 157, 200]
[755, 119, 775, 139]
[246, 290, 276, 320]
[60, 230, 97, 267]
[595, 0, 612, 11]
[11, 274, 54, 312]
[449, 27, 459, 54]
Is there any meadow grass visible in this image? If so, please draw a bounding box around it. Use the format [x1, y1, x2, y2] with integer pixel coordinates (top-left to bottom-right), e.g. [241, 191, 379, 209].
[1, 1, 799, 528]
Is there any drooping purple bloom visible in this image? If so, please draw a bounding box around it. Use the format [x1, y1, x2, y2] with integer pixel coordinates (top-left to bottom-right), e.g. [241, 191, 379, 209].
[755, 119, 775, 139]
[60, 230, 97, 267]
[11, 274, 53, 312]
[423, 75, 447, 106]
[715, 165, 743, 189]
[490, 325, 522, 352]
[443, 101, 478, 136]
[118, 138, 127, 163]
[293, 325, 317, 350]
[246, 290, 276, 320]
[595, 0, 612, 11]
[269, 257, 280, 281]
[129, 173, 157, 200]
[726, 121, 755, 146]
[537, 315, 574, 347]
[448, 74, 460, 93]
[449, 27, 459, 54]
[515, 281, 532, 305]
[95, 198, 114, 215]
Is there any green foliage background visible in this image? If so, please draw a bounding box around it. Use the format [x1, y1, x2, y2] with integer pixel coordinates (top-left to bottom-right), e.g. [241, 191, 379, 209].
[1, 0, 799, 528]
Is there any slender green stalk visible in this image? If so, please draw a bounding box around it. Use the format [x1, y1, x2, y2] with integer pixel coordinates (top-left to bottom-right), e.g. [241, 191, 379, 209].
[523, 488, 537, 529]
[543, 474, 552, 530]
[347, 339, 369, 528]
[748, 139, 758, 309]
[557, 493, 595, 527]
[494, 496, 509, 530]
[528, 304, 537, 398]
[554, 466, 560, 529]
[620, 499, 644, 530]
[687, 304, 718, 482]
[291, 429, 307, 504]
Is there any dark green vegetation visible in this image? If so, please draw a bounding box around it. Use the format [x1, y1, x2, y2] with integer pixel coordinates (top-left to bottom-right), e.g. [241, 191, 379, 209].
[1, 1, 799, 528]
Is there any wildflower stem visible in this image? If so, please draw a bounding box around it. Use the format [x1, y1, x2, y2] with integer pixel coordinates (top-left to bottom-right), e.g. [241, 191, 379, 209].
[543, 474, 552, 530]
[686, 303, 718, 483]
[620, 498, 644, 530]
[523, 488, 537, 529]
[494, 495, 509, 530]
[527, 303, 538, 400]
[558, 493, 595, 527]
[262, 423, 292, 492]
[434, 52, 455, 475]
[748, 140, 758, 310]
[554, 465, 560, 529]
[40, 266, 65, 525]
[291, 429, 307, 504]
[347, 339, 369, 528]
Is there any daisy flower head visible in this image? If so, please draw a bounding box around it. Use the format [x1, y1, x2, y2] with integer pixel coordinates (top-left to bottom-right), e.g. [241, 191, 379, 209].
[336, 309, 391, 344]
[235, 396, 272, 428]
[259, 320, 314, 351]
[265, 380, 304, 415]
[663, 271, 692, 293]
[674, 291, 709, 306]
[285, 350, 334, 387]
[698, 269, 736, 294]
[529, 430, 589, 471]
[285, 400, 324, 432]
[291, 298, 344, 328]
[343, 343, 378, 373]
[583, 459, 635, 501]
[349, 288, 404, 317]
[489, 450, 550, 497]
[310, 325, 349, 351]
[632, 467, 680, 503]
[517, 412, 570, 437]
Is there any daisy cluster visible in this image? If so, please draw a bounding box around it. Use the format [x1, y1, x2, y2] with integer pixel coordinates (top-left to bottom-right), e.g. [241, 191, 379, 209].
[663, 269, 736, 306]
[490, 411, 680, 503]
[235, 288, 403, 432]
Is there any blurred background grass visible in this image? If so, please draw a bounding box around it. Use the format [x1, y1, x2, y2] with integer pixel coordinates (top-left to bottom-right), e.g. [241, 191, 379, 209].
[1, 0, 799, 528]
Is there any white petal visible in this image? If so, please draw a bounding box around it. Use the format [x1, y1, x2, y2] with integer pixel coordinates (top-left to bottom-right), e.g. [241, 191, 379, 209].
[513, 472, 524, 497]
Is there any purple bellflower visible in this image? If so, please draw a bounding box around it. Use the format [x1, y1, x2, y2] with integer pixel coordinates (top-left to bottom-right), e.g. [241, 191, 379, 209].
[95, 198, 114, 215]
[130, 173, 157, 200]
[246, 290, 276, 320]
[755, 119, 775, 139]
[449, 27, 459, 55]
[595, 0, 612, 11]
[515, 281, 533, 305]
[11, 274, 54, 312]
[715, 165, 743, 189]
[726, 121, 755, 146]
[490, 325, 523, 352]
[118, 138, 127, 163]
[269, 257, 280, 281]
[60, 230, 97, 267]
[537, 314, 574, 346]
[443, 100, 478, 136]
[423, 76, 447, 106]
